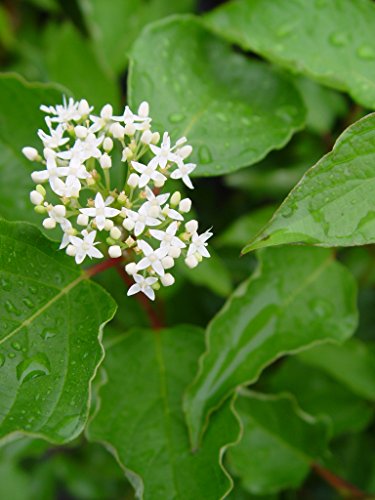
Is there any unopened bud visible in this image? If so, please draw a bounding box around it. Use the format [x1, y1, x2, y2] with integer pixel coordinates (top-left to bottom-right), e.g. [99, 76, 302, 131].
[22, 147, 39, 161]
[110, 122, 125, 139]
[122, 147, 133, 161]
[123, 218, 135, 231]
[170, 191, 181, 206]
[108, 245, 122, 258]
[103, 137, 113, 152]
[101, 104, 113, 120]
[30, 190, 44, 205]
[125, 236, 135, 247]
[118, 191, 127, 204]
[104, 219, 114, 231]
[154, 177, 165, 188]
[74, 125, 88, 139]
[185, 255, 198, 269]
[161, 256, 174, 269]
[66, 244, 76, 256]
[125, 262, 137, 275]
[185, 219, 198, 234]
[77, 214, 89, 226]
[168, 246, 181, 259]
[78, 99, 91, 116]
[151, 132, 160, 144]
[140, 129, 153, 145]
[161, 273, 175, 286]
[100, 153, 112, 169]
[124, 123, 136, 136]
[179, 198, 192, 213]
[42, 217, 56, 229]
[138, 101, 149, 117]
[110, 226, 122, 239]
[127, 173, 139, 188]
[36, 184, 46, 196]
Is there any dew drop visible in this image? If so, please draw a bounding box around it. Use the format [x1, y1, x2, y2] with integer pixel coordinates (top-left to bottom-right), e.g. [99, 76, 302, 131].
[8, 352, 16, 359]
[16, 353, 51, 384]
[309, 298, 333, 318]
[54, 415, 80, 439]
[11, 342, 21, 351]
[41, 328, 57, 340]
[0, 277, 11, 291]
[0, 353, 5, 367]
[168, 112, 185, 124]
[29, 286, 37, 295]
[22, 298, 34, 309]
[357, 45, 375, 60]
[329, 32, 349, 47]
[276, 24, 293, 38]
[198, 145, 212, 164]
[4, 300, 21, 316]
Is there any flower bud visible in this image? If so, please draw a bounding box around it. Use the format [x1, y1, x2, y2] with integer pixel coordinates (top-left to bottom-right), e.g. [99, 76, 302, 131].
[110, 122, 125, 139]
[36, 184, 46, 196]
[110, 226, 122, 239]
[161, 273, 175, 287]
[125, 236, 136, 247]
[101, 103, 113, 120]
[179, 198, 192, 213]
[108, 245, 122, 258]
[138, 101, 149, 117]
[51, 204, 66, 218]
[161, 256, 174, 269]
[127, 173, 139, 188]
[123, 218, 135, 231]
[66, 244, 77, 256]
[118, 191, 127, 204]
[154, 177, 165, 188]
[122, 147, 133, 161]
[34, 205, 47, 214]
[43, 217, 56, 229]
[31, 171, 47, 184]
[177, 145, 193, 159]
[168, 246, 181, 259]
[104, 219, 114, 231]
[87, 176, 96, 186]
[170, 191, 181, 206]
[30, 190, 44, 205]
[125, 262, 137, 275]
[22, 147, 39, 161]
[103, 137, 113, 152]
[77, 214, 89, 226]
[185, 255, 198, 269]
[140, 129, 153, 145]
[185, 219, 198, 234]
[78, 99, 91, 116]
[100, 153, 112, 169]
[74, 125, 88, 139]
[124, 123, 136, 136]
[151, 132, 160, 144]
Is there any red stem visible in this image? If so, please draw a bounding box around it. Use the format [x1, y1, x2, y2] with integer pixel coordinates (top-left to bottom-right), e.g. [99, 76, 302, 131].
[85, 257, 124, 277]
[312, 463, 369, 499]
[115, 266, 164, 330]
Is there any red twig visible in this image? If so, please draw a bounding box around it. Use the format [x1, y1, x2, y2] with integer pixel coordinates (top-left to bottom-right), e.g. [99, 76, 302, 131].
[312, 463, 369, 499]
[115, 265, 164, 331]
[85, 257, 123, 278]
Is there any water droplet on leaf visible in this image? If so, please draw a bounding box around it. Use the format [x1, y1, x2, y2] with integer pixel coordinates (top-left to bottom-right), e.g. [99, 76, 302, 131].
[357, 45, 375, 60]
[16, 353, 51, 384]
[198, 145, 212, 164]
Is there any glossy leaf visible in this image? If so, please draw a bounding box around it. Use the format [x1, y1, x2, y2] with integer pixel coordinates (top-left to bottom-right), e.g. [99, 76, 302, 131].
[298, 338, 375, 401]
[267, 358, 373, 436]
[87, 327, 240, 500]
[129, 16, 305, 177]
[0, 74, 64, 224]
[205, 0, 375, 109]
[0, 220, 116, 444]
[243, 113, 375, 252]
[229, 391, 329, 495]
[184, 246, 357, 448]
[80, 0, 195, 74]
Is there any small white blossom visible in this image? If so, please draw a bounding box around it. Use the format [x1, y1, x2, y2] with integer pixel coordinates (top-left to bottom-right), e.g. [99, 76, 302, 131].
[31, 150, 68, 191]
[38, 121, 69, 149]
[170, 162, 196, 189]
[127, 274, 158, 301]
[188, 229, 213, 259]
[40, 97, 82, 123]
[69, 230, 103, 264]
[149, 132, 179, 168]
[136, 240, 168, 276]
[131, 160, 167, 188]
[80, 193, 120, 231]
[124, 204, 161, 236]
[149, 221, 185, 250]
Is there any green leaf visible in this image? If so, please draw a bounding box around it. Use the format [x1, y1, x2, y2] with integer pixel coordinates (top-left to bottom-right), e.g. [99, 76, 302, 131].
[0, 220, 116, 444]
[266, 358, 373, 436]
[229, 391, 329, 495]
[205, 0, 375, 109]
[80, 0, 195, 74]
[43, 22, 120, 109]
[0, 74, 64, 224]
[87, 326, 240, 500]
[128, 15, 305, 177]
[184, 246, 358, 448]
[297, 338, 375, 401]
[243, 113, 375, 252]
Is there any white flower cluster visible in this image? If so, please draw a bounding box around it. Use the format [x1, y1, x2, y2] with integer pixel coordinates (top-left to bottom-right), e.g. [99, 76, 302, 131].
[23, 97, 212, 300]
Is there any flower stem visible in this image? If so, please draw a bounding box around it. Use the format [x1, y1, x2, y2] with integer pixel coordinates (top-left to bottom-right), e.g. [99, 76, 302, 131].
[312, 463, 369, 499]
[115, 266, 164, 331]
[85, 257, 123, 277]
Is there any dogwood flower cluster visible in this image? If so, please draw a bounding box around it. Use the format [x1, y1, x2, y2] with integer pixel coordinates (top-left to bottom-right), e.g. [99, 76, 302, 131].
[23, 97, 212, 300]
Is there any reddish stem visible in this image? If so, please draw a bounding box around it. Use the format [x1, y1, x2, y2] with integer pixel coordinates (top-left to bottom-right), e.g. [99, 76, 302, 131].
[85, 257, 123, 278]
[115, 266, 164, 331]
[312, 463, 369, 499]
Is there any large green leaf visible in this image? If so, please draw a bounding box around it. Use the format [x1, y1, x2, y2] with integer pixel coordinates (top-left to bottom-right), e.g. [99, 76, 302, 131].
[128, 16, 305, 177]
[228, 391, 329, 495]
[297, 338, 375, 401]
[266, 358, 373, 436]
[44, 22, 120, 109]
[205, 0, 375, 109]
[87, 327, 240, 500]
[80, 0, 195, 74]
[0, 74, 64, 224]
[0, 220, 116, 444]
[243, 113, 375, 252]
[184, 246, 358, 448]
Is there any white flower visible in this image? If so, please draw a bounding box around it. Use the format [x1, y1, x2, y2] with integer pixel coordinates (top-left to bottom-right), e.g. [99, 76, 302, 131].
[31, 150, 68, 189]
[149, 221, 185, 250]
[48, 204, 66, 224]
[127, 274, 158, 301]
[114, 103, 151, 131]
[59, 219, 75, 249]
[80, 192, 120, 231]
[38, 121, 69, 149]
[40, 97, 83, 123]
[69, 230, 103, 264]
[90, 104, 114, 132]
[149, 132, 179, 168]
[161, 204, 184, 221]
[131, 160, 167, 188]
[136, 240, 169, 276]
[188, 229, 213, 259]
[58, 133, 103, 162]
[123, 204, 161, 236]
[143, 187, 169, 218]
[170, 161, 196, 189]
